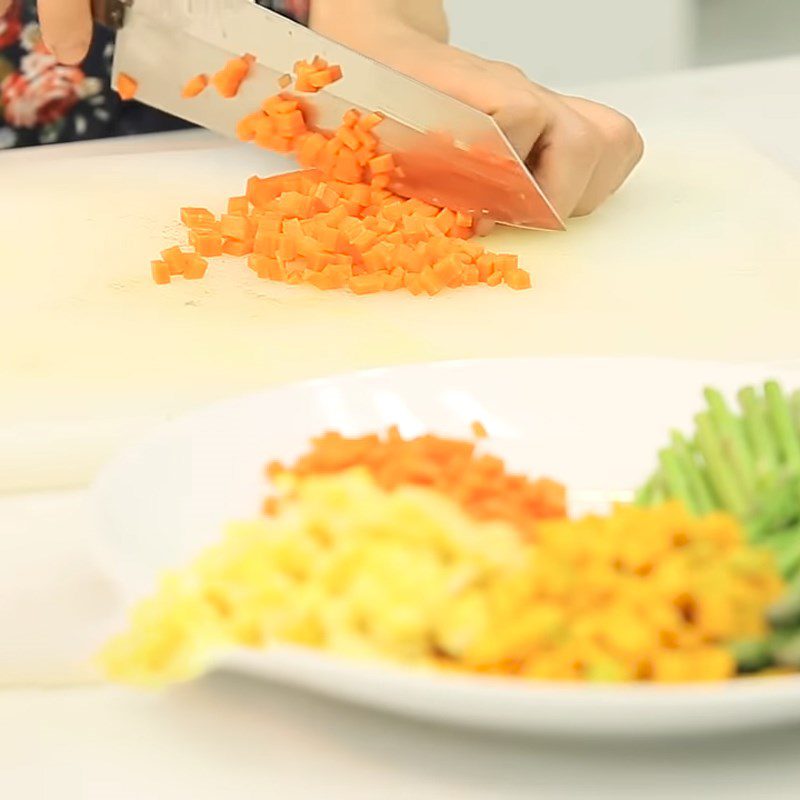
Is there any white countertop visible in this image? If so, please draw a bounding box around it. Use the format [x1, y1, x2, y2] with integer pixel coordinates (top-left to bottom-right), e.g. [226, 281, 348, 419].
[4, 56, 800, 799]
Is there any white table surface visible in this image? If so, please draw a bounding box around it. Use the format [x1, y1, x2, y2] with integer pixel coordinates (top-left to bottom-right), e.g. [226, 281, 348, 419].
[4, 56, 800, 799]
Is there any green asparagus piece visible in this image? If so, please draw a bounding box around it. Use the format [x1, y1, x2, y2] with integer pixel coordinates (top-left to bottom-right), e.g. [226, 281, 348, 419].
[737, 387, 780, 486]
[704, 388, 758, 499]
[634, 475, 657, 506]
[790, 390, 800, 436]
[776, 529, 800, 581]
[658, 449, 697, 512]
[694, 413, 749, 518]
[634, 380, 800, 583]
[650, 475, 667, 505]
[669, 431, 716, 514]
[765, 381, 800, 474]
[747, 479, 800, 543]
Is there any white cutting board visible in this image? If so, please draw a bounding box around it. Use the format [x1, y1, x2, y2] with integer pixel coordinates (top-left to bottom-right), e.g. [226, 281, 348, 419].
[2, 133, 800, 492]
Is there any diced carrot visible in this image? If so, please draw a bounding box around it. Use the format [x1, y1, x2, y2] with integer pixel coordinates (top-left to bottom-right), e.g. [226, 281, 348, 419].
[277, 236, 298, 260]
[385, 268, 404, 291]
[297, 132, 328, 168]
[486, 270, 503, 287]
[273, 98, 300, 115]
[115, 73, 138, 101]
[433, 254, 462, 285]
[324, 264, 352, 287]
[275, 109, 306, 137]
[368, 153, 395, 175]
[180, 207, 215, 228]
[337, 126, 360, 151]
[349, 272, 387, 295]
[308, 65, 342, 89]
[455, 211, 474, 228]
[191, 231, 224, 257]
[212, 54, 254, 98]
[434, 208, 456, 234]
[253, 211, 281, 232]
[183, 255, 208, 280]
[151, 260, 171, 285]
[220, 214, 252, 240]
[160, 80, 530, 296]
[359, 112, 384, 131]
[463, 265, 480, 286]
[254, 231, 280, 258]
[161, 246, 187, 275]
[268, 257, 287, 282]
[227, 196, 249, 215]
[403, 272, 423, 296]
[333, 148, 362, 183]
[236, 112, 264, 142]
[494, 254, 519, 273]
[181, 74, 208, 99]
[476, 254, 495, 282]
[370, 174, 391, 190]
[278, 73, 292, 89]
[222, 238, 254, 256]
[355, 127, 377, 151]
[294, 75, 315, 93]
[504, 268, 532, 290]
[342, 109, 360, 128]
[266, 135, 294, 153]
[248, 253, 273, 278]
[416, 267, 442, 296]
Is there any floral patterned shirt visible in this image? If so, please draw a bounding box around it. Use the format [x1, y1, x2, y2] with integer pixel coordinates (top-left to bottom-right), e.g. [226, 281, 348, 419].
[0, 0, 309, 149]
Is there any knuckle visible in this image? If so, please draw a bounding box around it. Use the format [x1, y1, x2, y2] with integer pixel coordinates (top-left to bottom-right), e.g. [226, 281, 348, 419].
[489, 60, 528, 82]
[499, 88, 545, 122]
[568, 120, 603, 160]
[605, 113, 644, 156]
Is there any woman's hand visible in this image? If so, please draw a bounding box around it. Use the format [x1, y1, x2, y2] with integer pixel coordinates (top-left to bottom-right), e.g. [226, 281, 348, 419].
[0, 0, 92, 64]
[411, 50, 645, 219]
[312, 0, 644, 219]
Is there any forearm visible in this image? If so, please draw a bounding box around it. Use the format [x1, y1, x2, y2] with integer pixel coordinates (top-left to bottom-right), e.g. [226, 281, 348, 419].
[310, 0, 449, 48]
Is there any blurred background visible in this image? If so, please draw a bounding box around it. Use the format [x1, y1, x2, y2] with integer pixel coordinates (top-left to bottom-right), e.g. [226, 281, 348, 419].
[445, 0, 800, 88]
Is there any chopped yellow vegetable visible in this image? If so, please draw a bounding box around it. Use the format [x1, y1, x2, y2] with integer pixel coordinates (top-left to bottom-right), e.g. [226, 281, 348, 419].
[99, 471, 784, 686]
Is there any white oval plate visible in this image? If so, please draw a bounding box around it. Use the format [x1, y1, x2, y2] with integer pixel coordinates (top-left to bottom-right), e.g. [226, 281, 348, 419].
[94, 357, 800, 736]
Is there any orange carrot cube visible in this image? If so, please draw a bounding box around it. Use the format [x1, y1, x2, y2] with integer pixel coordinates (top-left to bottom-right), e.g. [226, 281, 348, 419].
[151, 260, 171, 284]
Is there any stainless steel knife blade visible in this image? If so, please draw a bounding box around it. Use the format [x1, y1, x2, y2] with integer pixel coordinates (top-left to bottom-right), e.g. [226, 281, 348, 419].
[107, 0, 564, 229]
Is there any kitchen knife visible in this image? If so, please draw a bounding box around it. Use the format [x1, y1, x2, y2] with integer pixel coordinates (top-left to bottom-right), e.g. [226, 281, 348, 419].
[94, 0, 564, 230]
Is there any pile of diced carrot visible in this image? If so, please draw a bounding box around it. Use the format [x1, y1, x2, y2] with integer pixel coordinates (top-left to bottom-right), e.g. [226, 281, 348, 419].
[266, 429, 566, 539]
[156, 53, 532, 295]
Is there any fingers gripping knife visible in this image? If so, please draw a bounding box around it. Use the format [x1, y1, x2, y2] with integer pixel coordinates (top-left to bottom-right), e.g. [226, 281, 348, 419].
[92, 0, 563, 230]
